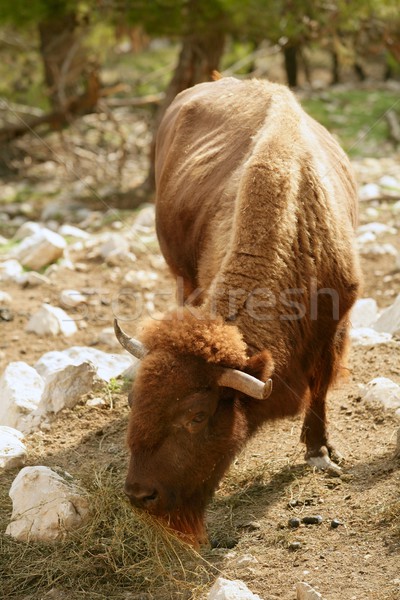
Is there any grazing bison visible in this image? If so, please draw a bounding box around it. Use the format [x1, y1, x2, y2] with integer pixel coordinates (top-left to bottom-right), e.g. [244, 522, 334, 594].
[115, 76, 361, 545]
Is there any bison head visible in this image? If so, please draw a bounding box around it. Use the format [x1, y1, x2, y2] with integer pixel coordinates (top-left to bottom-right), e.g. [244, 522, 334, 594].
[115, 308, 273, 546]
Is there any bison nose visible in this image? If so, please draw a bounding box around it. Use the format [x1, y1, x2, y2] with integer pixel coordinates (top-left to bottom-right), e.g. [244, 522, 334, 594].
[124, 482, 159, 508]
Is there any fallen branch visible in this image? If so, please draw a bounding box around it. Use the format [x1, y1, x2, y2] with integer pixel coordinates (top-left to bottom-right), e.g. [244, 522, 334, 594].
[0, 71, 100, 143]
[105, 93, 165, 107]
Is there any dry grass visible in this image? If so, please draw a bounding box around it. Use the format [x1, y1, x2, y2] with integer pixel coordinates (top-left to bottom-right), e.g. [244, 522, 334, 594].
[0, 469, 215, 600]
[374, 499, 400, 544]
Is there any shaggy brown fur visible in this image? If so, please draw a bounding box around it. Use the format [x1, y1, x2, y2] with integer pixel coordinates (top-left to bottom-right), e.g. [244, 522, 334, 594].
[124, 77, 361, 545]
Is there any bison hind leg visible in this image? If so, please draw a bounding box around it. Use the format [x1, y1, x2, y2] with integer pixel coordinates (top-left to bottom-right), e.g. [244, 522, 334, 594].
[305, 445, 342, 473]
[301, 320, 350, 473]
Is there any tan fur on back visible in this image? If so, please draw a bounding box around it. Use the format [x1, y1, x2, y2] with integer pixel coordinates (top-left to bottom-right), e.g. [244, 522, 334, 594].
[155, 77, 361, 376]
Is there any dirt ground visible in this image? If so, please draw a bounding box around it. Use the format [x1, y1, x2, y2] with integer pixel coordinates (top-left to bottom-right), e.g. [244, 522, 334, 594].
[0, 159, 400, 600]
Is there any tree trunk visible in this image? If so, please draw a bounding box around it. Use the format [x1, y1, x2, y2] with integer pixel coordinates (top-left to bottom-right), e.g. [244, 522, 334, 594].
[146, 29, 225, 191]
[331, 50, 340, 84]
[283, 45, 298, 88]
[38, 12, 95, 114]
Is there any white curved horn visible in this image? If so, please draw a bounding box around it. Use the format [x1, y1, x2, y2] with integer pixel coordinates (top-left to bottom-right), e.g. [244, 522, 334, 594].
[218, 369, 272, 400]
[114, 319, 148, 359]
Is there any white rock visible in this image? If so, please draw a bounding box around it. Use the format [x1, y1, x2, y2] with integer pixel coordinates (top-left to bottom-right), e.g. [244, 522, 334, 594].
[106, 250, 137, 267]
[0, 290, 12, 305]
[99, 233, 129, 259]
[97, 326, 121, 348]
[39, 362, 100, 414]
[357, 222, 397, 236]
[13, 221, 43, 241]
[360, 377, 400, 412]
[0, 235, 9, 245]
[392, 200, 400, 215]
[13, 228, 66, 270]
[0, 362, 44, 431]
[6, 466, 89, 542]
[208, 577, 262, 600]
[132, 205, 155, 230]
[350, 327, 392, 346]
[86, 397, 106, 407]
[379, 175, 400, 194]
[374, 294, 400, 335]
[359, 243, 398, 258]
[0, 427, 26, 470]
[296, 582, 324, 600]
[350, 298, 378, 328]
[233, 554, 259, 567]
[26, 304, 78, 337]
[364, 207, 379, 219]
[358, 183, 381, 201]
[60, 289, 87, 309]
[357, 231, 376, 246]
[0, 259, 23, 282]
[34, 346, 133, 382]
[123, 269, 158, 289]
[58, 224, 90, 239]
[17, 271, 51, 287]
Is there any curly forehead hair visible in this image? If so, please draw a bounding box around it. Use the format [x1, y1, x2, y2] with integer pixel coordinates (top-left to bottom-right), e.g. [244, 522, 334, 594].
[139, 308, 248, 369]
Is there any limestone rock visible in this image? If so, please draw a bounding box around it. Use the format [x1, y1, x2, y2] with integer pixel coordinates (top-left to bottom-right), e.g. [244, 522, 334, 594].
[86, 397, 106, 408]
[208, 577, 262, 600]
[59, 289, 87, 309]
[0, 427, 27, 470]
[0, 290, 12, 306]
[358, 183, 381, 201]
[99, 233, 129, 261]
[13, 221, 43, 241]
[123, 269, 158, 289]
[357, 222, 397, 236]
[58, 224, 90, 240]
[359, 242, 398, 258]
[350, 327, 392, 346]
[350, 298, 378, 329]
[296, 582, 324, 600]
[39, 362, 100, 414]
[0, 259, 23, 282]
[13, 228, 66, 270]
[360, 377, 400, 413]
[0, 362, 44, 431]
[132, 205, 155, 230]
[26, 303, 78, 337]
[6, 466, 89, 542]
[374, 294, 400, 336]
[35, 346, 133, 382]
[97, 326, 121, 348]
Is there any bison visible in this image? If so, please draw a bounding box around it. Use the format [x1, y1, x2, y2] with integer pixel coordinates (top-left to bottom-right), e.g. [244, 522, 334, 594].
[115, 76, 361, 545]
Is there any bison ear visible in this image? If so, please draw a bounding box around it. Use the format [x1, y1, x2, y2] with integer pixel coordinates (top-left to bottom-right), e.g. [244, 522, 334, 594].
[245, 350, 274, 381]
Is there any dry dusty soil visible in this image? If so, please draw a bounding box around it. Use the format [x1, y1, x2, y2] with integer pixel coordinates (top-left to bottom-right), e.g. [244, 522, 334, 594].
[0, 156, 399, 600]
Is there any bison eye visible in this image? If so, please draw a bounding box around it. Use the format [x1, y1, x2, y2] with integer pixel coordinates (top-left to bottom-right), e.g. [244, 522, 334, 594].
[184, 411, 208, 434]
[191, 412, 207, 424]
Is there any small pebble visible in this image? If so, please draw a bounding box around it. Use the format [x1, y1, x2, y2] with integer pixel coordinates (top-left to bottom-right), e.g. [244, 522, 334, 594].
[302, 515, 323, 525]
[330, 519, 343, 529]
[210, 537, 238, 549]
[288, 542, 302, 551]
[288, 517, 301, 528]
[243, 520, 261, 531]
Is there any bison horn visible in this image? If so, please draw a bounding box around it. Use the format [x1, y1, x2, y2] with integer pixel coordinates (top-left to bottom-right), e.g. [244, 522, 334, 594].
[218, 369, 272, 400]
[114, 319, 148, 359]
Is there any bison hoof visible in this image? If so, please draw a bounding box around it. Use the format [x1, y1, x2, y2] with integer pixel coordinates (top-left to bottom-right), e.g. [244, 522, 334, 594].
[305, 446, 342, 473]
